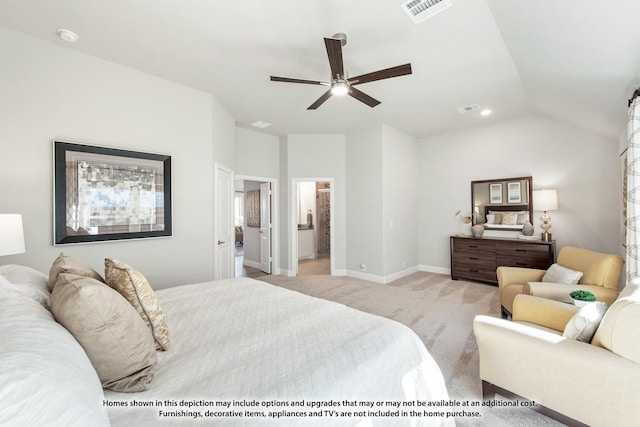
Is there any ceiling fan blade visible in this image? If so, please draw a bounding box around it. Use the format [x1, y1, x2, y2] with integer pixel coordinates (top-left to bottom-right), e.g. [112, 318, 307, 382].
[270, 76, 328, 85]
[324, 38, 344, 80]
[348, 63, 412, 86]
[307, 90, 333, 110]
[349, 87, 381, 108]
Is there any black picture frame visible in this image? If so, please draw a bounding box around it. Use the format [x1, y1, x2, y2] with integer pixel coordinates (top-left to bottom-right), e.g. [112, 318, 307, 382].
[53, 140, 172, 244]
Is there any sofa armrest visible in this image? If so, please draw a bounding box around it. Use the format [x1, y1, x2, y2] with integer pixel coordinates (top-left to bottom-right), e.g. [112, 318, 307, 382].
[526, 282, 619, 305]
[497, 267, 546, 289]
[512, 294, 579, 332]
[473, 315, 640, 426]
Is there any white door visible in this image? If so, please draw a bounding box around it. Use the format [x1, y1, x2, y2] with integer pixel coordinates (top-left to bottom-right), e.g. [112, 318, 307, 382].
[259, 182, 272, 274]
[214, 164, 234, 280]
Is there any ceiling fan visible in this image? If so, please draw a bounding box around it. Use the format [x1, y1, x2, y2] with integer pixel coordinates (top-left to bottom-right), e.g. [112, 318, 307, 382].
[270, 33, 412, 110]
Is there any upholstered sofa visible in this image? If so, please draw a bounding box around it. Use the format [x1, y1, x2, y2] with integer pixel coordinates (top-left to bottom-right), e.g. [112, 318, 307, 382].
[497, 246, 623, 317]
[474, 280, 640, 426]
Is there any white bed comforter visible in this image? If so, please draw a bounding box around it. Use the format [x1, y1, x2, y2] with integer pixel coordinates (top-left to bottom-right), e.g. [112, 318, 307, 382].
[104, 277, 452, 426]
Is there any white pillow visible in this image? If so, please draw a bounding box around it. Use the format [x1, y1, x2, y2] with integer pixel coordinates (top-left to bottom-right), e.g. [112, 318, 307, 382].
[486, 214, 496, 224]
[563, 302, 608, 342]
[517, 212, 529, 225]
[0, 296, 109, 426]
[542, 263, 583, 284]
[0, 264, 50, 307]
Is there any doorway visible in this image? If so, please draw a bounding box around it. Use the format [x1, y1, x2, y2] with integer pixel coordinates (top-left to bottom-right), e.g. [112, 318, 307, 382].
[234, 176, 277, 278]
[293, 179, 333, 276]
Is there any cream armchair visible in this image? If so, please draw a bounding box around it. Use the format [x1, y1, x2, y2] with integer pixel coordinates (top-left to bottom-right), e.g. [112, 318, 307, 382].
[497, 246, 623, 317]
[474, 281, 640, 426]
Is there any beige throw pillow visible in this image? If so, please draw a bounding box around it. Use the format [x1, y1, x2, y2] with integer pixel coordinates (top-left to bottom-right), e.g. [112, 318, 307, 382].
[50, 273, 157, 392]
[501, 213, 518, 225]
[105, 259, 170, 351]
[48, 252, 104, 292]
[563, 301, 608, 343]
[542, 263, 583, 285]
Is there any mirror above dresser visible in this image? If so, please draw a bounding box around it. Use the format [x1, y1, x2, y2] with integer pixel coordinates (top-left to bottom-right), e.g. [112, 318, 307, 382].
[471, 176, 532, 231]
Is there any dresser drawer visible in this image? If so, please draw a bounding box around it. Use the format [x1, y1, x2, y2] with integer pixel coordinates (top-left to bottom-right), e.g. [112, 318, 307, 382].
[451, 264, 497, 282]
[496, 242, 553, 269]
[452, 239, 496, 253]
[497, 243, 551, 259]
[497, 255, 551, 270]
[453, 250, 496, 266]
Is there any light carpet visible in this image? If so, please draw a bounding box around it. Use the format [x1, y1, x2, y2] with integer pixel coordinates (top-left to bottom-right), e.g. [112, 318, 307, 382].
[258, 271, 562, 427]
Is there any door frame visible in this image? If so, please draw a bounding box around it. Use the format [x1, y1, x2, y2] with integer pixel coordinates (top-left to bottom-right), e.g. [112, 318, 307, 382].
[290, 177, 335, 276]
[235, 174, 279, 276]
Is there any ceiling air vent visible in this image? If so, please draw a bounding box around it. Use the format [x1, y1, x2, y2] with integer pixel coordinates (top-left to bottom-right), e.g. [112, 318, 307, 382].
[401, 0, 453, 24]
[456, 104, 480, 114]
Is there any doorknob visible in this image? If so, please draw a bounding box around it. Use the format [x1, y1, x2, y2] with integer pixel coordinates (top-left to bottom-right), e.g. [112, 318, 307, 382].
[217, 240, 225, 245]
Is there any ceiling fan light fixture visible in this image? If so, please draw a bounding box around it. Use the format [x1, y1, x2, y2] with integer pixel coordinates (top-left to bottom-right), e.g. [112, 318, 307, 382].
[331, 81, 349, 96]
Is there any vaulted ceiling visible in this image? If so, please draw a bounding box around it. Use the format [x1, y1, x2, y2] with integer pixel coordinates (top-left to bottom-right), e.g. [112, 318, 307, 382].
[1, 0, 639, 138]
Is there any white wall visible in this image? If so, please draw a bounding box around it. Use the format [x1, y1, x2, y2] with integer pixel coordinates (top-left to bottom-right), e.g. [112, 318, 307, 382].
[281, 134, 347, 274]
[235, 127, 279, 178]
[346, 126, 384, 277]
[382, 124, 419, 279]
[418, 114, 622, 273]
[0, 27, 235, 289]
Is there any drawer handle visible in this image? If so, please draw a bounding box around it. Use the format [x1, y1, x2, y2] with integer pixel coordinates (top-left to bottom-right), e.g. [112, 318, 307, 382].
[469, 257, 479, 260]
[470, 269, 479, 273]
[469, 245, 479, 248]
[515, 262, 527, 266]
[515, 249, 527, 252]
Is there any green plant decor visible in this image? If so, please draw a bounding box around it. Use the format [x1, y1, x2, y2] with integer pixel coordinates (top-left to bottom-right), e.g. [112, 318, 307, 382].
[569, 289, 596, 302]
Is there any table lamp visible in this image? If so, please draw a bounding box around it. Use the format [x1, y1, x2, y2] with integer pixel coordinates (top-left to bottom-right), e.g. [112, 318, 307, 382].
[0, 214, 26, 256]
[533, 189, 558, 242]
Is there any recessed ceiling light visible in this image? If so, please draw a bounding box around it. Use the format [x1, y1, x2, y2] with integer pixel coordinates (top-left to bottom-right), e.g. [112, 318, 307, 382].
[480, 109, 492, 116]
[56, 28, 79, 43]
[250, 120, 271, 129]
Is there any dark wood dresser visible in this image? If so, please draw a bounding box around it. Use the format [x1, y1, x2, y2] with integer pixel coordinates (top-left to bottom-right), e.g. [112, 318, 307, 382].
[450, 235, 555, 285]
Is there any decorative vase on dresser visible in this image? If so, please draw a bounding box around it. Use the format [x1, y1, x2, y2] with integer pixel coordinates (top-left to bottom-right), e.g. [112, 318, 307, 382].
[450, 235, 555, 285]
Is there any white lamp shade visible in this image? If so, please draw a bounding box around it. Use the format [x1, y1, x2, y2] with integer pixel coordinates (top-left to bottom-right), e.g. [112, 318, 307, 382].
[0, 214, 26, 256]
[533, 189, 558, 211]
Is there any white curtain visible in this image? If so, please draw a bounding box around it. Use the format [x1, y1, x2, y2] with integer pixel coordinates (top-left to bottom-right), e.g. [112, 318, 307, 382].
[626, 97, 640, 281]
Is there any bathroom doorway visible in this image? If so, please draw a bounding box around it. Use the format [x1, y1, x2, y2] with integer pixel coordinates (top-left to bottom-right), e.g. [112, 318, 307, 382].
[294, 179, 332, 276]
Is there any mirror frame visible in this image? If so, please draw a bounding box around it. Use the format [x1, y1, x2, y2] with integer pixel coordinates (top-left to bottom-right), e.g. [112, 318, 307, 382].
[471, 176, 533, 231]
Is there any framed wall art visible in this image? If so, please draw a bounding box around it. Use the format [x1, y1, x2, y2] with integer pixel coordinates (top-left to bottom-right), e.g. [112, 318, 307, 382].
[507, 181, 522, 203]
[53, 140, 172, 244]
[489, 183, 502, 204]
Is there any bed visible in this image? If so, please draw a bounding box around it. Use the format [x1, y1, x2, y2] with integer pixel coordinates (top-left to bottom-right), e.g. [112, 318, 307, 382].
[479, 204, 530, 231]
[0, 260, 453, 427]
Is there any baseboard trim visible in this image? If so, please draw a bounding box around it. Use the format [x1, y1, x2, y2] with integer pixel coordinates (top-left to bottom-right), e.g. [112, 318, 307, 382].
[419, 264, 451, 275]
[346, 265, 420, 284]
[243, 259, 261, 269]
[346, 270, 385, 284]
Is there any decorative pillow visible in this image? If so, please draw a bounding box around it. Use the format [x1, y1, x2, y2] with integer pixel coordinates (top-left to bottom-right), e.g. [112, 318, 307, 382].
[0, 265, 50, 307]
[50, 273, 157, 392]
[517, 212, 529, 225]
[501, 213, 518, 225]
[0, 296, 109, 426]
[563, 302, 608, 342]
[48, 252, 104, 292]
[491, 213, 503, 224]
[104, 258, 170, 350]
[486, 214, 496, 224]
[542, 263, 583, 284]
